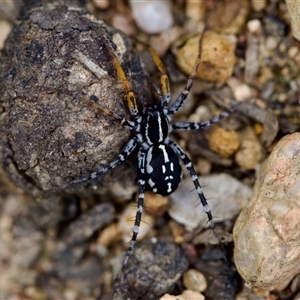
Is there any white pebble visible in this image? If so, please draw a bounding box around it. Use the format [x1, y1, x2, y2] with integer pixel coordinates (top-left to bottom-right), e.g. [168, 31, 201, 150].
[129, 0, 173, 34]
[247, 19, 261, 34]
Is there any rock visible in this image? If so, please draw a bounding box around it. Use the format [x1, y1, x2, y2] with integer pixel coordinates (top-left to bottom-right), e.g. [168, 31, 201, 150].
[93, 0, 109, 10]
[207, 0, 249, 34]
[160, 290, 205, 300]
[285, 0, 300, 41]
[176, 31, 237, 83]
[207, 125, 240, 158]
[112, 13, 136, 36]
[251, 0, 266, 12]
[113, 241, 189, 299]
[169, 174, 252, 231]
[183, 269, 207, 293]
[168, 220, 185, 244]
[96, 222, 119, 247]
[62, 203, 115, 245]
[129, 0, 173, 34]
[227, 77, 253, 102]
[0, 19, 12, 50]
[195, 247, 238, 300]
[0, 3, 149, 193]
[233, 133, 300, 290]
[144, 191, 169, 216]
[235, 126, 265, 170]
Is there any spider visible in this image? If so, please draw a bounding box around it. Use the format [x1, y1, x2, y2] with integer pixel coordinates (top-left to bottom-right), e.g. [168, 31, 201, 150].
[64, 33, 231, 278]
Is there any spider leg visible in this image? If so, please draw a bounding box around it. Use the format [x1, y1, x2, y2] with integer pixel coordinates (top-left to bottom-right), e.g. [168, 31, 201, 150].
[171, 110, 231, 132]
[81, 98, 137, 130]
[62, 134, 142, 190]
[168, 31, 205, 117]
[167, 138, 215, 230]
[147, 46, 171, 113]
[121, 147, 147, 282]
[104, 42, 140, 121]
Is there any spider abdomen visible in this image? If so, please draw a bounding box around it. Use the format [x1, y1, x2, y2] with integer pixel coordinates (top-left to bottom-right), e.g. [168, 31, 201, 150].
[145, 144, 182, 196]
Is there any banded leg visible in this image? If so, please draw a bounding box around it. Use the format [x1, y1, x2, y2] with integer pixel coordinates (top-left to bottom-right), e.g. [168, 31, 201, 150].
[168, 31, 205, 117]
[104, 41, 140, 121]
[62, 134, 142, 190]
[81, 98, 137, 130]
[171, 110, 231, 131]
[146, 46, 171, 113]
[167, 139, 215, 230]
[121, 147, 147, 282]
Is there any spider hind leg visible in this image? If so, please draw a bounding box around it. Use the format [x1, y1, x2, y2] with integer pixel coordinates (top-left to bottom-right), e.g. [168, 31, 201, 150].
[167, 139, 215, 230]
[120, 147, 147, 283]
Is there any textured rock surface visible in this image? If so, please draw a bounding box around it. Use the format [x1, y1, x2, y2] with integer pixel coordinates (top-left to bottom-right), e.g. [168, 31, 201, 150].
[113, 241, 189, 300]
[0, 2, 149, 194]
[233, 133, 300, 290]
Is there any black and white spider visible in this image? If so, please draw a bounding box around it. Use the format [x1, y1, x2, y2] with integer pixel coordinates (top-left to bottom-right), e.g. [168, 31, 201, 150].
[64, 34, 231, 276]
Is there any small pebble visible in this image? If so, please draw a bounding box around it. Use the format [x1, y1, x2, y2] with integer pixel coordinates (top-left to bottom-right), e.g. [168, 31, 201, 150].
[227, 77, 252, 101]
[118, 203, 155, 243]
[288, 46, 299, 58]
[196, 158, 211, 175]
[235, 126, 264, 170]
[188, 105, 212, 123]
[160, 290, 205, 300]
[265, 36, 278, 51]
[176, 31, 237, 83]
[251, 0, 266, 11]
[97, 222, 119, 247]
[149, 26, 183, 56]
[0, 19, 13, 50]
[93, 0, 109, 9]
[207, 125, 240, 158]
[234, 133, 300, 290]
[168, 220, 185, 244]
[183, 269, 207, 293]
[207, 0, 249, 34]
[247, 19, 262, 34]
[185, 0, 205, 23]
[144, 192, 169, 216]
[112, 13, 136, 36]
[129, 0, 173, 34]
[114, 241, 188, 299]
[62, 203, 115, 244]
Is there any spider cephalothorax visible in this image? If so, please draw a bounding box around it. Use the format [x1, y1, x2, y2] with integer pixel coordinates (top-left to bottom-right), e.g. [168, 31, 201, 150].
[64, 33, 231, 279]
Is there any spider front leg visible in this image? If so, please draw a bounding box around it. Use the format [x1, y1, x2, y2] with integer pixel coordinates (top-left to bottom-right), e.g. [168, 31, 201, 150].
[171, 110, 231, 132]
[62, 134, 142, 189]
[121, 147, 147, 282]
[167, 139, 215, 230]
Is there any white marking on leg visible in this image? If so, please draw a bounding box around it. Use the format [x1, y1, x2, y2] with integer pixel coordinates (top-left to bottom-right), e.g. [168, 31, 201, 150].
[192, 174, 198, 181]
[162, 165, 166, 174]
[197, 187, 203, 194]
[133, 225, 139, 234]
[204, 204, 210, 213]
